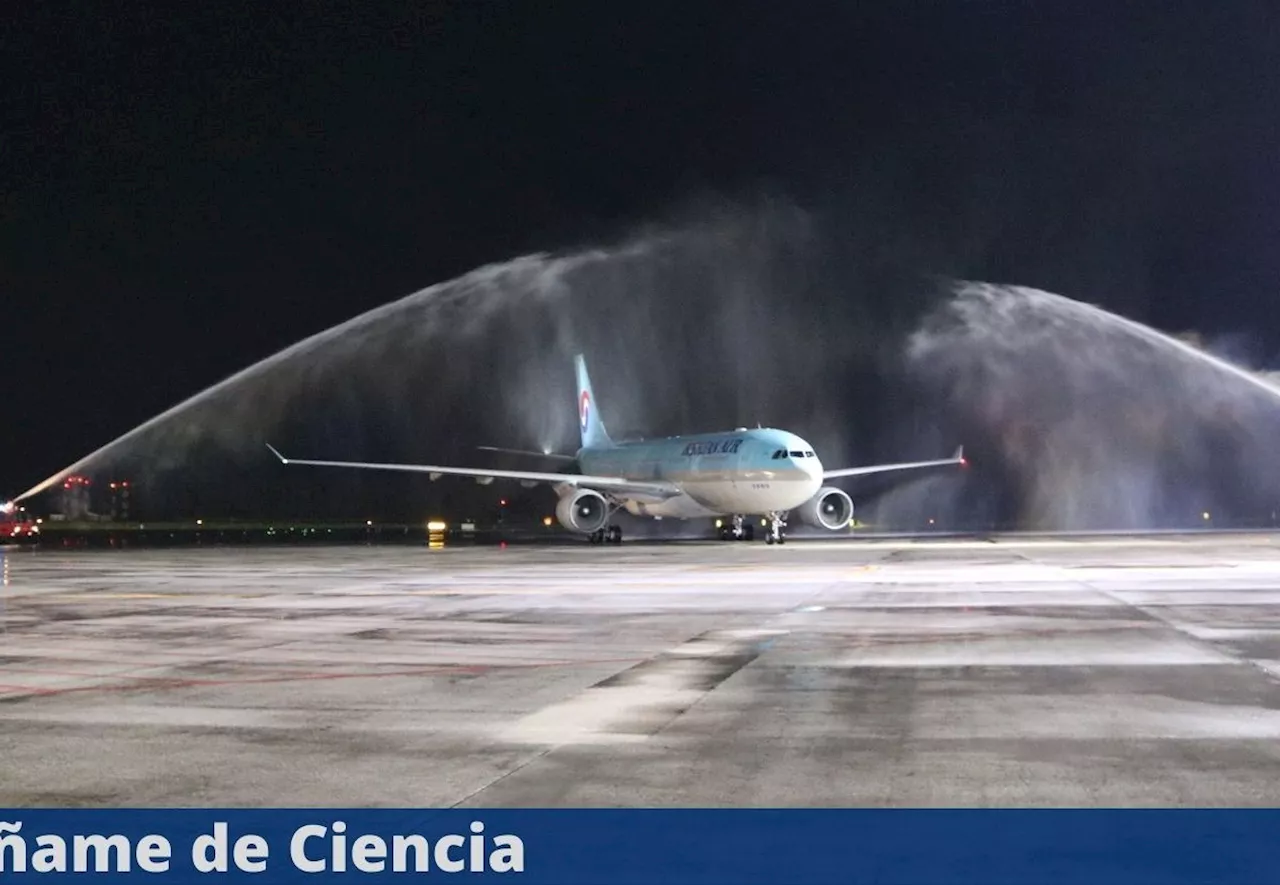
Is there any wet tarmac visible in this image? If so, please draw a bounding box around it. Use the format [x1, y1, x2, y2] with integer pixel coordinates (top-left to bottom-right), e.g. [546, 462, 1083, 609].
[4, 533, 1280, 806]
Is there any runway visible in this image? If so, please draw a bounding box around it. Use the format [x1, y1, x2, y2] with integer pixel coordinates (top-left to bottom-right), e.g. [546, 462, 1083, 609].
[4, 533, 1280, 806]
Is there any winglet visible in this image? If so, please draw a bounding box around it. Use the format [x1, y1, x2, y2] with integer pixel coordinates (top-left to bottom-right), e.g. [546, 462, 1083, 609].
[954, 445, 967, 466]
[266, 443, 289, 464]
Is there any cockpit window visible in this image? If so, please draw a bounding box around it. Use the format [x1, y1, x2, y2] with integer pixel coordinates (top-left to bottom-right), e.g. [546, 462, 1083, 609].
[804, 451, 815, 457]
[772, 449, 786, 459]
[789, 450, 804, 458]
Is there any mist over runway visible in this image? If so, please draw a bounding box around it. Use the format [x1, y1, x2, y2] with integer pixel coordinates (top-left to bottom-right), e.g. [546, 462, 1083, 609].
[4, 535, 1280, 806]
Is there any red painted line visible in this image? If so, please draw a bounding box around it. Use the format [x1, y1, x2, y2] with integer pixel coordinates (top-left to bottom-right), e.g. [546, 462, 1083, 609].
[0, 656, 644, 701]
[0, 655, 641, 685]
[0, 683, 41, 694]
[0, 646, 296, 661]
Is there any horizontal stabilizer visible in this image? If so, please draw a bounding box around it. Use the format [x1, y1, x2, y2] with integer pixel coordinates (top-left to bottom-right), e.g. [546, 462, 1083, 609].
[477, 445, 576, 461]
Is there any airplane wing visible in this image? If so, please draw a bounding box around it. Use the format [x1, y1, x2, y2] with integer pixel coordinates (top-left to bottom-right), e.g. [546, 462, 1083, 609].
[823, 446, 967, 480]
[265, 445, 680, 498]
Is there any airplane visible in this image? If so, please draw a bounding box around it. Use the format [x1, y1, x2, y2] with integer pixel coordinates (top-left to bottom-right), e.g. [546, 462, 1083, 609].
[266, 354, 965, 545]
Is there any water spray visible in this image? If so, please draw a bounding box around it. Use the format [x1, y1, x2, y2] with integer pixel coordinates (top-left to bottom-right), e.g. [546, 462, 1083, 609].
[1066, 295, 1280, 402]
[904, 281, 1280, 529]
[10, 207, 832, 518]
[9, 249, 635, 505]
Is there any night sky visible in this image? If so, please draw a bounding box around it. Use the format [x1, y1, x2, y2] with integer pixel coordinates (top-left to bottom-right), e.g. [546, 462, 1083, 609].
[7, 2, 1280, 526]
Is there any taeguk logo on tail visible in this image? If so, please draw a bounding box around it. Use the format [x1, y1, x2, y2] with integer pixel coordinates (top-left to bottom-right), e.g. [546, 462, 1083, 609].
[579, 390, 590, 434]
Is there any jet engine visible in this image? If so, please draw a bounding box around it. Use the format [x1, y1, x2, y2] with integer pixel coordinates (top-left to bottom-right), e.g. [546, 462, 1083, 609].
[555, 488, 610, 533]
[795, 487, 854, 530]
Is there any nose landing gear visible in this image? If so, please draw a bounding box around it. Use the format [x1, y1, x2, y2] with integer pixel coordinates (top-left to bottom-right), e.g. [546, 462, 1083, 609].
[764, 512, 787, 545]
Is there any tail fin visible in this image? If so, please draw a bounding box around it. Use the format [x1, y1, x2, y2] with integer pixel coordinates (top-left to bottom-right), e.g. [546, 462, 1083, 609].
[574, 354, 615, 450]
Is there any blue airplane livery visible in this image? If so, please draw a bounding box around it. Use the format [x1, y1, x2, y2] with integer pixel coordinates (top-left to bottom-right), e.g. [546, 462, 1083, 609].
[267, 355, 965, 544]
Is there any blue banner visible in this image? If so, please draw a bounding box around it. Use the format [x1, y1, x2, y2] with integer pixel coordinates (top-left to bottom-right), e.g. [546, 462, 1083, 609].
[0, 809, 1275, 883]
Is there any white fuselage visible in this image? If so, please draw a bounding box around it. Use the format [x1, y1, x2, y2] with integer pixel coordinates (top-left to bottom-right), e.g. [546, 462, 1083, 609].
[575, 427, 823, 517]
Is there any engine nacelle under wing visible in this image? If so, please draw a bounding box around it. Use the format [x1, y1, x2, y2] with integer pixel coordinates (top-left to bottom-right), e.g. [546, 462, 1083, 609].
[795, 486, 854, 530]
[555, 488, 610, 533]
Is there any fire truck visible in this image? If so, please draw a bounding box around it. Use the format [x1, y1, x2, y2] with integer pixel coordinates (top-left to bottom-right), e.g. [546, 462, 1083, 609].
[0, 501, 38, 543]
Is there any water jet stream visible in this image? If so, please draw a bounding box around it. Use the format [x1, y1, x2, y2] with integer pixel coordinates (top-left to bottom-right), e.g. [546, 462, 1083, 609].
[12, 250, 618, 504]
[12, 207, 833, 515]
[902, 281, 1280, 530]
[1064, 293, 1280, 403]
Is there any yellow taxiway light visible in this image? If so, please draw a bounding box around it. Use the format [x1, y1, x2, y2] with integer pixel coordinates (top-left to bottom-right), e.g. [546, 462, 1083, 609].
[542, 516, 553, 527]
[426, 520, 448, 532]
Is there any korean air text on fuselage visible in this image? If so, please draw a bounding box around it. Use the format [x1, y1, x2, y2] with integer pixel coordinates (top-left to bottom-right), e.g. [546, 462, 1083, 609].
[680, 438, 744, 457]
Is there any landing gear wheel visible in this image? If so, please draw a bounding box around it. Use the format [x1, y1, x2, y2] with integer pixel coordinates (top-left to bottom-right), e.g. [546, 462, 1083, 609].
[765, 511, 787, 545]
[606, 525, 622, 544]
[589, 529, 604, 544]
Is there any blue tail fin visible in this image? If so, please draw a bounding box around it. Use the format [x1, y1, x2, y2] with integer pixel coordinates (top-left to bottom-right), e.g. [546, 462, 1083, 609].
[574, 354, 615, 450]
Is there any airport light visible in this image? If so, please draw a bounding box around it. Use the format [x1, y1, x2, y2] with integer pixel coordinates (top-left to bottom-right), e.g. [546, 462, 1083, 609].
[366, 519, 373, 526]
[196, 519, 203, 526]
[714, 518, 723, 528]
[0, 501, 12, 515]
[1203, 511, 1211, 521]
[542, 516, 553, 527]
[427, 520, 447, 532]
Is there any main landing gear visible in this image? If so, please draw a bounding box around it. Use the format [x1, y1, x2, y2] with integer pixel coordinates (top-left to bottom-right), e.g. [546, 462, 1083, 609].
[717, 514, 783, 543]
[764, 512, 787, 545]
[719, 514, 755, 541]
[589, 525, 623, 544]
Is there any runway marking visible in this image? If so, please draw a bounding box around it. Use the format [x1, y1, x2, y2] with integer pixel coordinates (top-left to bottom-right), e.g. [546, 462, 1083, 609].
[1075, 580, 1280, 676]
[505, 629, 783, 745]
